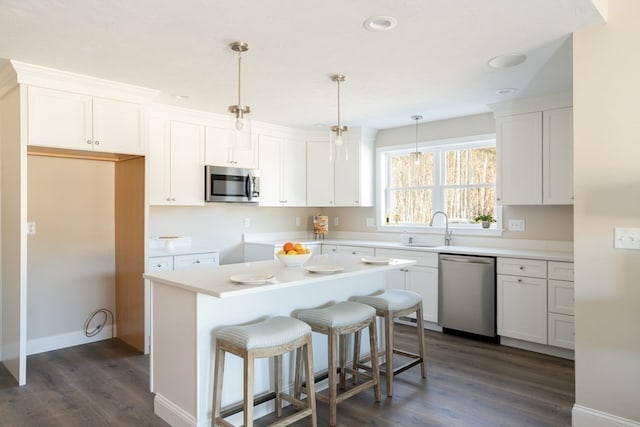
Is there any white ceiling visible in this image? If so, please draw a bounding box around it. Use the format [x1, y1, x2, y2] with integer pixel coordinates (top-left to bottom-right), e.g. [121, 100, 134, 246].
[0, 0, 604, 130]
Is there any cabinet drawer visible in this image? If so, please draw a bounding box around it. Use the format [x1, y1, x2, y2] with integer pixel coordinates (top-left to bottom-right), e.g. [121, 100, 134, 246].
[174, 252, 219, 270]
[148, 256, 173, 271]
[548, 261, 574, 281]
[548, 313, 574, 350]
[548, 279, 574, 315]
[335, 245, 375, 257]
[376, 249, 438, 267]
[497, 257, 547, 278]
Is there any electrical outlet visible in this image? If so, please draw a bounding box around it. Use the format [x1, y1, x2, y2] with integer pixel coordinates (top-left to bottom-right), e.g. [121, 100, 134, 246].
[295, 217, 301, 227]
[244, 218, 251, 228]
[508, 219, 525, 231]
[334, 217, 340, 226]
[366, 218, 375, 227]
[27, 222, 36, 235]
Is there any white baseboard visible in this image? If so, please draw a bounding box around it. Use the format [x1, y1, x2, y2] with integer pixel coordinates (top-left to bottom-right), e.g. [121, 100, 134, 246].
[499, 336, 574, 360]
[154, 393, 197, 427]
[573, 404, 640, 426]
[27, 326, 114, 356]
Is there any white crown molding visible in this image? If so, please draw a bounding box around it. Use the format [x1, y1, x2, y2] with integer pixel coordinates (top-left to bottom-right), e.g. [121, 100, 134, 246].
[9, 60, 159, 103]
[490, 91, 572, 117]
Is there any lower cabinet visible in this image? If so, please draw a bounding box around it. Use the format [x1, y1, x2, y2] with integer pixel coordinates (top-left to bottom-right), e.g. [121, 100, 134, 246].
[321, 244, 375, 257]
[497, 273, 548, 344]
[148, 251, 219, 272]
[548, 313, 575, 349]
[547, 261, 575, 349]
[376, 249, 438, 323]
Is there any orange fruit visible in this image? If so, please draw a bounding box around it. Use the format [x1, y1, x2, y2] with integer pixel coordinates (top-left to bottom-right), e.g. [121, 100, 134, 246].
[283, 242, 294, 252]
[294, 243, 303, 250]
[296, 248, 305, 254]
[287, 250, 298, 255]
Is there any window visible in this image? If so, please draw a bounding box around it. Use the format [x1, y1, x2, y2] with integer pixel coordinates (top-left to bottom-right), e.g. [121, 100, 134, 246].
[379, 135, 497, 230]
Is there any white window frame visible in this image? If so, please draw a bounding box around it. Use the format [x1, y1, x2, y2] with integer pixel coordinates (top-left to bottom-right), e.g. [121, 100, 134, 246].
[376, 133, 501, 236]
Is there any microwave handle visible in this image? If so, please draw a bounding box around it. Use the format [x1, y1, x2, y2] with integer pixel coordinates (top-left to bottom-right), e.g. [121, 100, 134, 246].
[245, 174, 254, 199]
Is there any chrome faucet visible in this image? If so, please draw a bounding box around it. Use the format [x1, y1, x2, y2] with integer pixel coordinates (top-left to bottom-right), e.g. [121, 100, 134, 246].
[429, 211, 452, 246]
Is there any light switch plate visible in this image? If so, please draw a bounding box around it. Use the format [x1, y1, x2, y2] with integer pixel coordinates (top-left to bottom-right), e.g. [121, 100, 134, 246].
[614, 227, 640, 249]
[27, 222, 36, 235]
[295, 217, 301, 227]
[334, 217, 340, 226]
[366, 218, 375, 227]
[244, 218, 251, 228]
[508, 219, 525, 231]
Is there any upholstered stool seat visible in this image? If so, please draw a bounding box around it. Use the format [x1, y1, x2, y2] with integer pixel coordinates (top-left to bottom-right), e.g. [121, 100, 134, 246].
[212, 316, 317, 427]
[295, 301, 380, 427]
[351, 289, 426, 397]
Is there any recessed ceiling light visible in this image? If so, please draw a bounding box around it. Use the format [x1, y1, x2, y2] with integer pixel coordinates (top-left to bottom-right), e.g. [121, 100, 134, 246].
[487, 54, 527, 68]
[363, 16, 398, 32]
[496, 88, 518, 95]
[173, 94, 190, 100]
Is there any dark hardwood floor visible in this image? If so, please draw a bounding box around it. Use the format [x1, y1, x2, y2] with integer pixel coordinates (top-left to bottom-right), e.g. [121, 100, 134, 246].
[0, 325, 574, 426]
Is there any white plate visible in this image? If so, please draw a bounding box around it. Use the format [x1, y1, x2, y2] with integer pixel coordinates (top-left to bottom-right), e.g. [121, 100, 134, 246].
[230, 273, 274, 285]
[304, 264, 344, 274]
[361, 257, 393, 264]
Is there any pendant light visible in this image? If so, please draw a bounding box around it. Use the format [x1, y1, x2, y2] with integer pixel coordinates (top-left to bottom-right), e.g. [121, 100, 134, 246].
[330, 74, 348, 161]
[228, 41, 251, 152]
[411, 114, 423, 165]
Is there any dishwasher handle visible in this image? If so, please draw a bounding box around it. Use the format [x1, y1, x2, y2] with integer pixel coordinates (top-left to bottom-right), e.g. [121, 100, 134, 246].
[439, 255, 495, 264]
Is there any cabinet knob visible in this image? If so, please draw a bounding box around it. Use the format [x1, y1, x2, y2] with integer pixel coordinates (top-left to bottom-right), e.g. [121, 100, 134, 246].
[94, 140, 100, 145]
[155, 264, 162, 268]
[519, 266, 524, 270]
[517, 278, 523, 283]
[355, 200, 359, 204]
[194, 260, 200, 264]
[86, 140, 92, 145]
[352, 251, 356, 255]
[329, 201, 333, 204]
[166, 197, 170, 201]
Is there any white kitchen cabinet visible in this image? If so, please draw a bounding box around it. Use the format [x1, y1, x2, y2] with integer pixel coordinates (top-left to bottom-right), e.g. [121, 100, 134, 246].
[376, 249, 438, 323]
[28, 86, 145, 155]
[258, 134, 306, 206]
[148, 117, 205, 206]
[306, 127, 376, 207]
[547, 261, 574, 349]
[306, 141, 335, 206]
[497, 257, 547, 344]
[205, 125, 257, 169]
[148, 252, 219, 271]
[320, 244, 374, 257]
[543, 107, 573, 205]
[148, 256, 174, 271]
[496, 107, 573, 206]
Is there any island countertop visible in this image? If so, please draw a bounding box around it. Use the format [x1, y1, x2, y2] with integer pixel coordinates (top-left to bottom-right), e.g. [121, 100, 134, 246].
[144, 254, 416, 298]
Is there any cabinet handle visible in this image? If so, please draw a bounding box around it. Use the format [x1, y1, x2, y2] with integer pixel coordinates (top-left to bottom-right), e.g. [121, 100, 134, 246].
[194, 260, 200, 264]
[94, 140, 100, 145]
[86, 140, 92, 145]
[155, 264, 162, 268]
[519, 266, 524, 270]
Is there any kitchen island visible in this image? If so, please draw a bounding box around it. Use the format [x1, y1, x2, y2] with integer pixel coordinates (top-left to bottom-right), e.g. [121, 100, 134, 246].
[144, 254, 415, 427]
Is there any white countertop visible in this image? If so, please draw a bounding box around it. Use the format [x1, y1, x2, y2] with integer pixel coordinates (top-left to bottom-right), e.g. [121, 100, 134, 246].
[144, 254, 416, 298]
[244, 239, 573, 262]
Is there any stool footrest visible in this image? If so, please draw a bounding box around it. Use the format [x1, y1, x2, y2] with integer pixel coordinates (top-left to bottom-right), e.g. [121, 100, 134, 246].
[279, 392, 309, 411]
[268, 408, 314, 427]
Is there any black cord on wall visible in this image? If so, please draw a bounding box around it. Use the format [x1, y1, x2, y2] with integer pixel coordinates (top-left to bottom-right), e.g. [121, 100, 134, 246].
[84, 308, 115, 338]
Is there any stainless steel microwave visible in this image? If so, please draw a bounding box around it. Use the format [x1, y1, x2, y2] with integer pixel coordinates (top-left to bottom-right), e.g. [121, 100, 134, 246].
[204, 165, 260, 203]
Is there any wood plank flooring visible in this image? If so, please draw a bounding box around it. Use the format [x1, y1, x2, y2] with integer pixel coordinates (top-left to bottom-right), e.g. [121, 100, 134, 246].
[0, 325, 574, 426]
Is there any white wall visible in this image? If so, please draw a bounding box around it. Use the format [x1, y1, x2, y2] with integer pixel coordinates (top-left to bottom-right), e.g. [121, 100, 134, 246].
[26, 155, 115, 354]
[573, 1, 640, 424]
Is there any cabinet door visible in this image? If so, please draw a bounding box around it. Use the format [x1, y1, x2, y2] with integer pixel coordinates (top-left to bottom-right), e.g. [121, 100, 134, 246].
[148, 117, 172, 205]
[306, 141, 334, 207]
[169, 121, 205, 205]
[334, 138, 360, 206]
[406, 265, 438, 323]
[281, 139, 307, 206]
[548, 313, 574, 350]
[496, 112, 542, 205]
[497, 274, 547, 344]
[27, 86, 92, 149]
[92, 97, 145, 154]
[258, 135, 284, 206]
[205, 125, 257, 169]
[384, 268, 406, 291]
[548, 280, 574, 315]
[321, 244, 338, 254]
[543, 107, 573, 205]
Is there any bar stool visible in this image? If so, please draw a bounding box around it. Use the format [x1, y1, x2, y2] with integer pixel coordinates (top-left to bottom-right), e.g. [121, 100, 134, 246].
[350, 290, 426, 397]
[212, 316, 317, 427]
[294, 301, 380, 427]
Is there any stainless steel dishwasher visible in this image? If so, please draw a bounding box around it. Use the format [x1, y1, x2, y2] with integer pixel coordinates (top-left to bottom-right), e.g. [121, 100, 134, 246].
[438, 254, 497, 339]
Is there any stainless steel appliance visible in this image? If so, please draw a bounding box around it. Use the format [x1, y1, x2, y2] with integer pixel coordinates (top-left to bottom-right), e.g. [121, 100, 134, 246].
[204, 165, 260, 203]
[438, 254, 496, 339]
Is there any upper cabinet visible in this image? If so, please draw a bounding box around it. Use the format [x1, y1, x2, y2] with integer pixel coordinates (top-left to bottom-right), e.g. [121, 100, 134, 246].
[205, 125, 257, 169]
[28, 86, 147, 155]
[258, 134, 306, 207]
[496, 106, 573, 205]
[306, 127, 377, 207]
[148, 116, 205, 206]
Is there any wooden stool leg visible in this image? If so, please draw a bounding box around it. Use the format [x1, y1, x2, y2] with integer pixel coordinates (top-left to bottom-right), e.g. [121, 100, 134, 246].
[328, 329, 338, 427]
[339, 334, 347, 390]
[384, 312, 394, 397]
[368, 318, 381, 402]
[303, 338, 318, 427]
[352, 330, 361, 385]
[244, 352, 254, 427]
[294, 347, 303, 399]
[212, 343, 225, 426]
[416, 304, 427, 379]
[275, 354, 282, 417]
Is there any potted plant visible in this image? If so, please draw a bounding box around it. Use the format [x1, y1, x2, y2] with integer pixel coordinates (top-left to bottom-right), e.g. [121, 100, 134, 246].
[473, 213, 495, 229]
